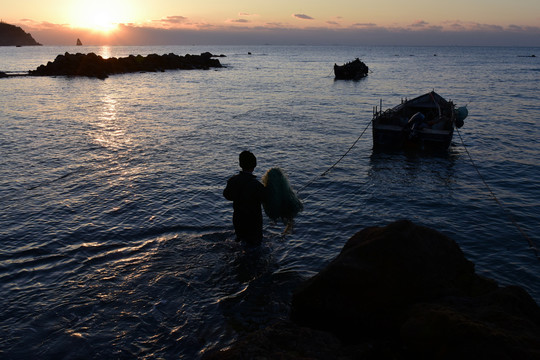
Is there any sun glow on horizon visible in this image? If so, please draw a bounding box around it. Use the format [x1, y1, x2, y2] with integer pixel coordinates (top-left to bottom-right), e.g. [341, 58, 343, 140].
[68, 0, 134, 33]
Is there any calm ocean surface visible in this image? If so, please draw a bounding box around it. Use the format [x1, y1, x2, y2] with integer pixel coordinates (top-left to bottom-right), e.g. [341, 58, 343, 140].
[1, 45, 539, 359]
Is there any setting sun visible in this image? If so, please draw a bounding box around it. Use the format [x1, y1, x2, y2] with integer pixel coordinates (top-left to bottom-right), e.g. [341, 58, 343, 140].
[68, 0, 133, 32]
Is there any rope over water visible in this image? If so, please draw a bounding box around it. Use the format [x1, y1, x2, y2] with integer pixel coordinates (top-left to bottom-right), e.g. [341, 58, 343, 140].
[296, 118, 372, 197]
[262, 119, 371, 235]
[279, 115, 538, 262]
[456, 128, 540, 260]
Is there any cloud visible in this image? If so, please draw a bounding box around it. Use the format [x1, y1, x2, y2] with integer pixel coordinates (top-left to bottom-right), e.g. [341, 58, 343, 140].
[229, 19, 250, 24]
[160, 16, 188, 24]
[410, 20, 429, 28]
[13, 18, 540, 47]
[447, 22, 466, 31]
[265, 22, 285, 28]
[19, 19, 68, 30]
[440, 20, 511, 33]
[152, 16, 189, 27]
[327, 21, 340, 26]
[293, 14, 314, 20]
[352, 23, 378, 29]
[508, 24, 524, 31]
[472, 23, 504, 32]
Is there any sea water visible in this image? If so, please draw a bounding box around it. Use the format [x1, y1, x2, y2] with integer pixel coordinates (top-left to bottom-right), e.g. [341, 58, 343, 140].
[1, 45, 539, 359]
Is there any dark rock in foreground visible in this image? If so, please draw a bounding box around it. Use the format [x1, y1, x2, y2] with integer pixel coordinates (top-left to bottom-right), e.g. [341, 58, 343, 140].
[207, 220, 540, 359]
[0, 22, 41, 46]
[29, 51, 223, 79]
[204, 321, 346, 360]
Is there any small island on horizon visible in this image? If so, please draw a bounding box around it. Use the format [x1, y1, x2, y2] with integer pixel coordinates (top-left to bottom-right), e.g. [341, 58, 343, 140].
[0, 21, 41, 46]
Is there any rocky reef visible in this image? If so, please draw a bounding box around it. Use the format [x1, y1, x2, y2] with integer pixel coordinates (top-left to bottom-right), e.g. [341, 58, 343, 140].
[206, 220, 540, 359]
[28, 52, 223, 79]
[0, 22, 41, 46]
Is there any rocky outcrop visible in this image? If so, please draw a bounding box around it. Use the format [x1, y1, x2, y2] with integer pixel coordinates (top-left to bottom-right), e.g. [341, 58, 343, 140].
[0, 22, 41, 46]
[207, 220, 540, 359]
[203, 321, 346, 360]
[28, 51, 223, 79]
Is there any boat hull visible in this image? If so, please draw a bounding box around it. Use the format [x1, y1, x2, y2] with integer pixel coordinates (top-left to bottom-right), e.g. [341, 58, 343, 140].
[372, 125, 453, 151]
[334, 58, 368, 80]
[371, 91, 459, 152]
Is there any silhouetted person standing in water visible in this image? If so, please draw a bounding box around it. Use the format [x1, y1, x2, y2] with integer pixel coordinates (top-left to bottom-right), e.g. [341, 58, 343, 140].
[223, 151, 267, 245]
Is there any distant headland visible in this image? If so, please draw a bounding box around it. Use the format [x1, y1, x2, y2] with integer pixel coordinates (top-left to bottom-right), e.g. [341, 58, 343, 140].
[0, 21, 41, 46]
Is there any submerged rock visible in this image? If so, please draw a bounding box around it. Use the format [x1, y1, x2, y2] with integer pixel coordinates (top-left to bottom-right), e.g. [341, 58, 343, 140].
[208, 220, 540, 359]
[28, 52, 223, 79]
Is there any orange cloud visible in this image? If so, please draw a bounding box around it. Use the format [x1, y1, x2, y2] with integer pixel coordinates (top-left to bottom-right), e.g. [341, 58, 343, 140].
[151, 16, 190, 28]
[11, 18, 540, 46]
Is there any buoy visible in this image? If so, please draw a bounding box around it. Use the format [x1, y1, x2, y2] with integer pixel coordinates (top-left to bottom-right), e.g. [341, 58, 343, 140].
[455, 106, 468, 128]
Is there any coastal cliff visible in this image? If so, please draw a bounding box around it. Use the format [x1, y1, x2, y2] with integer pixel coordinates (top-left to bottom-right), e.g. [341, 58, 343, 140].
[0, 22, 41, 46]
[206, 220, 540, 359]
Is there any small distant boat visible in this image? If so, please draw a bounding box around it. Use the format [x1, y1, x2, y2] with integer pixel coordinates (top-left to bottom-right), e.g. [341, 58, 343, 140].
[372, 91, 468, 151]
[334, 58, 368, 80]
[76, 38, 82, 46]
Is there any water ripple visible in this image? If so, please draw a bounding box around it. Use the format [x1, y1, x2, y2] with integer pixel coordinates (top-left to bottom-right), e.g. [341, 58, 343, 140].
[1, 45, 539, 359]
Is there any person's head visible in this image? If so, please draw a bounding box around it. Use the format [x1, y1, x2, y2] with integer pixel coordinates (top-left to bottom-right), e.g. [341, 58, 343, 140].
[239, 151, 257, 171]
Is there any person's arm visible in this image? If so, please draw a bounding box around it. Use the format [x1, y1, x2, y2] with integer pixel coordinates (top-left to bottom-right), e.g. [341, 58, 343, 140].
[223, 179, 234, 201]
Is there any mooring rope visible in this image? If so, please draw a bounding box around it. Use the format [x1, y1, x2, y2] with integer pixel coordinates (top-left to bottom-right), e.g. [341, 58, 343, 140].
[456, 128, 540, 260]
[296, 118, 372, 197]
[263, 118, 371, 235]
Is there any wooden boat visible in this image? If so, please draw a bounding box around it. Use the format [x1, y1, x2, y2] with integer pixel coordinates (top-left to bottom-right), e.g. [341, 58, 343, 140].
[372, 91, 467, 151]
[334, 58, 368, 80]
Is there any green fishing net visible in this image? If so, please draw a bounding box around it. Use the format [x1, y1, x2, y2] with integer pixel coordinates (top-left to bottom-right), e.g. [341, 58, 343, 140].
[261, 167, 303, 223]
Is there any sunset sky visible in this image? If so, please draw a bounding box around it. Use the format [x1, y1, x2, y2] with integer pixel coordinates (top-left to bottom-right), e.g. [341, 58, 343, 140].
[3, 0, 540, 46]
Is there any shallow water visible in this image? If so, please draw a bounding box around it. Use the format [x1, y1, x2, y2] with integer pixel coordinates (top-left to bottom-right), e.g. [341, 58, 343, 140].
[1, 45, 539, 359]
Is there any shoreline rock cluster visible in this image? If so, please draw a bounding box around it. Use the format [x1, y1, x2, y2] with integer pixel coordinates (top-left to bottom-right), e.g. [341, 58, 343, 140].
[206, 220, 540, 359]
[28, 52, 223, 79]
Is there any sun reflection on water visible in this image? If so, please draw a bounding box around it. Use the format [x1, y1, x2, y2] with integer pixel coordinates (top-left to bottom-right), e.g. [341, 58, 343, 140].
[98, 46, 112, 59]
[91, 93, 133, 151]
